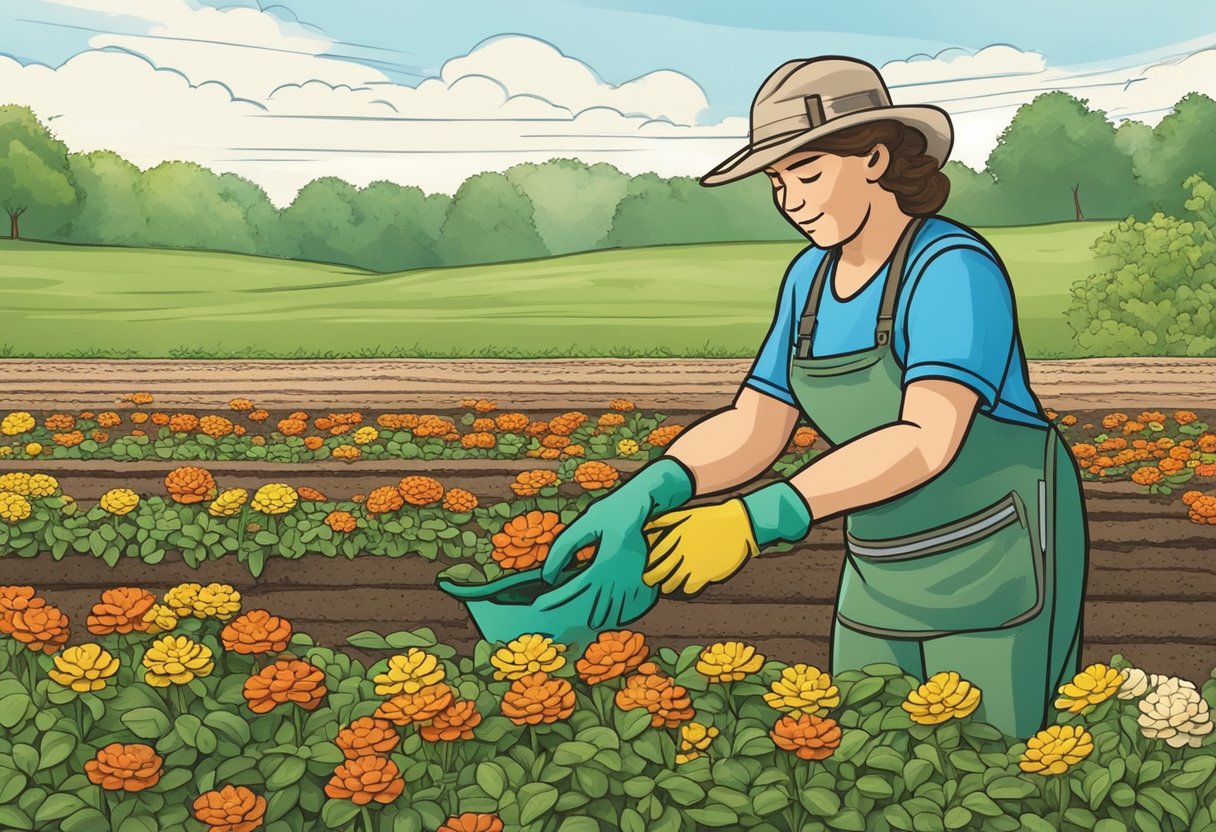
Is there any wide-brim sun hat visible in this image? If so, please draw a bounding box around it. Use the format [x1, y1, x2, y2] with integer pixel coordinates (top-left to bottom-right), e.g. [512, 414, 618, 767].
[701, 55, 954, 186]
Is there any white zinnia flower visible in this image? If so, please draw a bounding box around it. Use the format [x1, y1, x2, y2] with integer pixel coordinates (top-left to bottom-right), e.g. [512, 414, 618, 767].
[1137, 676, 1213, 748]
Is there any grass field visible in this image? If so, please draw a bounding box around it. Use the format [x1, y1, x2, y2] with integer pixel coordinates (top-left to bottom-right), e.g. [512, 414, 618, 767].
[0, 221, 1117, 359]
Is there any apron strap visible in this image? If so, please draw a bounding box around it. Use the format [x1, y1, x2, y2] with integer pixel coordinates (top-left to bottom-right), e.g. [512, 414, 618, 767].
[794, 214, 928, 359]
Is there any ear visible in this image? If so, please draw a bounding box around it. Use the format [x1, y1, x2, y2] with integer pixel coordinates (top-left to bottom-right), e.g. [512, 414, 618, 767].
[864, 143, 890, 182]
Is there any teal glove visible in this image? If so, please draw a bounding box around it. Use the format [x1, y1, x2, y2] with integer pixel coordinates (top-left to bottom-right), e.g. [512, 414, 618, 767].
[540, 456, 696, 584]
[739, 480, 814, 546]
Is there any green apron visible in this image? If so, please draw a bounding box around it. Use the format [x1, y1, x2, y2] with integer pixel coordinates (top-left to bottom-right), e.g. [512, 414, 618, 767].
[786, 215, 1089, 739]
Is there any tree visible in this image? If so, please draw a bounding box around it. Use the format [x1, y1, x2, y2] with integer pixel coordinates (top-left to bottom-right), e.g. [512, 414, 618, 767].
[135, 161, 257, 252]
[55, 150, 145, 245]
[1130, 93, 1216, 219]
[434, 172, 548, 266]
[985, 92, 1139, 224]
[941, 161, 1000, 225]
[504, 158, 632, 255]
[0, 105, 76, 239]
[354, 180, 448, 271]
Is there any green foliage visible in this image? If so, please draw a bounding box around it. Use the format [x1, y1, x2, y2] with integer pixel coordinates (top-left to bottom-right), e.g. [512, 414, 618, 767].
[1067, 175, 1216, 355]
[0, 104, 76, 239]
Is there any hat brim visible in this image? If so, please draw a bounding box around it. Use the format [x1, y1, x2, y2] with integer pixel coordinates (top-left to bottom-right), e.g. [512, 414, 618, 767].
[700, 104, 954, 187]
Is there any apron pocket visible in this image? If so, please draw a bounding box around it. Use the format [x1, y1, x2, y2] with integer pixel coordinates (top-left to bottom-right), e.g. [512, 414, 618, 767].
[837, 490, 1042, 635]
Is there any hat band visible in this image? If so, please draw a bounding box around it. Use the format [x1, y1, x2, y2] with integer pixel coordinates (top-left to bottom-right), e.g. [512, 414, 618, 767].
[751, 88, 886, 144]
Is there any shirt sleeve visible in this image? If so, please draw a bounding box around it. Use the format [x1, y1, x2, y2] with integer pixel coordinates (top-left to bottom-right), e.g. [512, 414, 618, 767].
[742, 255, 802, 408]
[901, 245, 1014, 411]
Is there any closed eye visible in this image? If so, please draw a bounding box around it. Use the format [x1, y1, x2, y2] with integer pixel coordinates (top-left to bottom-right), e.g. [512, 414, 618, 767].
[798, 172, 821, 183]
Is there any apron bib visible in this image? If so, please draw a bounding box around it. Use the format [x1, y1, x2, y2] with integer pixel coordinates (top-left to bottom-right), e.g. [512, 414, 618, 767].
[789, 215, 1069, 638]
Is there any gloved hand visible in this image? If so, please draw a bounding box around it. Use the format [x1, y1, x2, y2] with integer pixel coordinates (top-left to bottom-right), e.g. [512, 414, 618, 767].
[534, 456, 696, 630]
[642, 480, 813, 596]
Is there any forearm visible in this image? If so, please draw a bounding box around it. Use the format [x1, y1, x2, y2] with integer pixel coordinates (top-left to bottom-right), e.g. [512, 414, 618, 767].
[659, 408, 784, 498]
[786, 422, 945, 522]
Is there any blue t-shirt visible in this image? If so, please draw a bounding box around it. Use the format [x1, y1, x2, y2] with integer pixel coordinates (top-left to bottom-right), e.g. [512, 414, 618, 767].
[744, 215, 1048, 429]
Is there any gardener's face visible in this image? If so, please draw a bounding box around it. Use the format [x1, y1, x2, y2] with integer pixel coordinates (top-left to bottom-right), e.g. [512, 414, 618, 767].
[764, 147, 885, 246]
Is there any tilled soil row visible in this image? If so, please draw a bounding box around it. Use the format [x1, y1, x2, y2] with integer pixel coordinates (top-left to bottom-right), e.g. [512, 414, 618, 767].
[4, 357, 1216, 410]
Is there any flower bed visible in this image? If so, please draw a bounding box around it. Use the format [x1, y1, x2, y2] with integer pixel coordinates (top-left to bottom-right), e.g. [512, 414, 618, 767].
[2, 583, 1214, 832]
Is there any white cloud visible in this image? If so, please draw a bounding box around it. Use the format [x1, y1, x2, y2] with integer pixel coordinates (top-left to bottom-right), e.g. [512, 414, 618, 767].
[4, 3, 1215, 205]
[880, 42, 1216, 169]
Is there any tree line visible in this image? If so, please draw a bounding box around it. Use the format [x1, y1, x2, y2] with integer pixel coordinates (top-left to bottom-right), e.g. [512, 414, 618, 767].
[0, 89, 1212, 271]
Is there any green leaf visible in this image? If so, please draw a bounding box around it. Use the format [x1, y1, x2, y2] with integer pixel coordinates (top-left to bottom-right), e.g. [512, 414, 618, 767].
[0, 692, 32, 729]
[1169, 754, 1216, 789]
[33, 794, 85, 824]
[37, 731, 76, 770]
[385, 629, 438, 649]
[987, 775, 1036, 800]
[855, 774, 894, 798]
[655, 773, 705, 806]
[685, 804, 740, 827]
[827, 808, 868, 831]
[553, 740, 598, 766]
[122, 707, 171, 739]
[517, 783, 558, 825]
[800, 786, 841, 817]
[843, 676, 885, 706]
[60, 807, 108, 832]
[557, 818, 600, 832]
[320, 798, 360, 828]
[264, 756, 307, 791]
[344, 631, 391, 649]
[11, 745, 38, 776]
[476, 762, 506, 799]
[116, 816, 159, 832]
[203, 710, 251, 745]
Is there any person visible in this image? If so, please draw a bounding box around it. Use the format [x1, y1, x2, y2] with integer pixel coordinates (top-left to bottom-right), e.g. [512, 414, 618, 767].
[538, 55, 1089, 739]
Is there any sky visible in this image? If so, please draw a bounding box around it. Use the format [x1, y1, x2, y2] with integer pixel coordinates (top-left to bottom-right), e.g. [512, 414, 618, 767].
[2, 0, 1215, 206]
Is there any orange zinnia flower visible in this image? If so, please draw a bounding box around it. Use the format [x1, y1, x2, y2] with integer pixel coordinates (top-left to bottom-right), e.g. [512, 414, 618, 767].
[494, 413, 530, 433]
[509, 470, 559, 497]
[193, 784, 267, 832]
[324, 511, 357, 533]
[221, 609, 292, 655]
[366, 485, 405, 515]
[439, 813, 506, 832]
[84, 743, 163, 791]
[324, 755, 405, 804]
[0, 585, 46, 634]
[374, 682, 454, 726]
[770, 713, 842, 760]
[243, 658, 328, 714]
[615, 666, 695, 728]
[397, 476, 445, 506]
[501, 671, 576, 725]
[86, 587, 157, 635]
[335, 717, 401, 759]
[576, 630, 650, 684]
[647, 425, 684, 447]
[419, 699, 482, 741]
[491, 511, 563, 570]
[573, 461, 619, 490]
[442, 487, 478, 512]
[10, 603, 70, 653]
[165, 466, 216, 504]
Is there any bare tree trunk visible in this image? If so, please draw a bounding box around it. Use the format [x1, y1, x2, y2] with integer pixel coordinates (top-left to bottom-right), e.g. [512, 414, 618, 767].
[1072, 184, 1085, 221]
[8, 213, 17, 240]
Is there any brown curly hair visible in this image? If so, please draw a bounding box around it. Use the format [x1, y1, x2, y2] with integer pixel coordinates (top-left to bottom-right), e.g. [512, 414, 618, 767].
[791, 119, 949, 216]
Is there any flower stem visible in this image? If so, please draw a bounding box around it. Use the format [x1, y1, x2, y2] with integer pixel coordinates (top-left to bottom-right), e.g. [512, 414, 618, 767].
[1058, 776, 1070, 825]
[360, 805, 374, 832]
[175, 684, 189, 717]
[292, 704, 305, 743]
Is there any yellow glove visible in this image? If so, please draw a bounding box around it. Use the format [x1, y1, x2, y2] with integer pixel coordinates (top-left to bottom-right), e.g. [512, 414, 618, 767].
[641, 499, 759, 596]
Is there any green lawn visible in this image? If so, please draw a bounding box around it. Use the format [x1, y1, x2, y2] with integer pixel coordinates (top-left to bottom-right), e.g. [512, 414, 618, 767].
[0, 222, 1116, 359]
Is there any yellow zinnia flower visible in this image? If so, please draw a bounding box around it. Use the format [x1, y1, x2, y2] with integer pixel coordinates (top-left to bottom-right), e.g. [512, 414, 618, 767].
[353, 427, 379, 444]
[208, 487, 249, 517]
[25, 474, 59, 498]
[163, 583, 202, 618]
[373, 648, 445, 696]
[0, 491, 32, 523]
[617, 439, 640, 456]
[0, 472, 32, 495]
[141, 603, 179, 635]
[1018, 724, 1093, 774]
[100, 488, 140, 516]
[677, 721, 720, 762]
[49, 643, 121, 692]
[764, 663, 840, 717]
[251, 483, 298, 515]
[901, 671, 982, 725]
[1, 412, 35, 435]
[696, 641, 765, 682]
[191, 583, 242, 621]
[1055, 663, 1123, 714]
[490, 634, 567, 681]
[142, 635, 215, 687]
